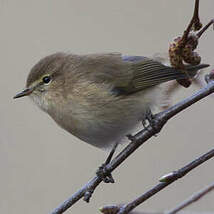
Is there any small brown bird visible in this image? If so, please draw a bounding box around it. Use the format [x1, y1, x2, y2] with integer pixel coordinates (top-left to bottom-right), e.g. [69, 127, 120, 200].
[14, 52, 209, 149]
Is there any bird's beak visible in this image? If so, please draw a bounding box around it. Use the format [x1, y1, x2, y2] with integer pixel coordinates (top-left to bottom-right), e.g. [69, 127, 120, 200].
[13, 87, 34, 99]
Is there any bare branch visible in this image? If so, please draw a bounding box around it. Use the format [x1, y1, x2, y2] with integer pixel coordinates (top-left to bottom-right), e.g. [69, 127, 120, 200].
[116, 149, 214, 214]
[166, 182, 214, 214]
[197, 19, 214, 38]
[100, 182, 214, 214]
[100, 206, 214, 214]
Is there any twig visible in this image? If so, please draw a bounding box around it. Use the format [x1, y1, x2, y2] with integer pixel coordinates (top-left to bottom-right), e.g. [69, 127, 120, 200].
[166, 182, 214, 214]
[182, 0, 201, 43]
[116, 149, 214, 214]
[100, 207, 214, 214]
[99, 204, 163, 214]
[100, 182, 214, 214]
[197, 19, 214, 38]
[50, 72, 214, 214]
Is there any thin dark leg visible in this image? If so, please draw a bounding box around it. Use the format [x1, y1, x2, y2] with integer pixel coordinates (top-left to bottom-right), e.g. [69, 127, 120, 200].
[105, 142, 118, 165]
[144, 109, 161, 135]
[96, 143, 118, 183]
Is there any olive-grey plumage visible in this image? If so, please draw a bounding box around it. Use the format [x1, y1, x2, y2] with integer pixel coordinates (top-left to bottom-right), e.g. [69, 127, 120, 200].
[14, 52, 209, 149]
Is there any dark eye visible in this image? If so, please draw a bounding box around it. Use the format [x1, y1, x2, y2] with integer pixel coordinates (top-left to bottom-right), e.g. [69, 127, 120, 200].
[42, 76, 51, 84]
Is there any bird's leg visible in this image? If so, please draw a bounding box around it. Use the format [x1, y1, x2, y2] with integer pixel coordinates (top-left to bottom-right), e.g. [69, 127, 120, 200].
[96, 143, 118, 183]
[145, 109, 155, 124]
[144, 109, 168, 134]
[142, 118, 147, 129]
[141, 108, 153, 129]
[143, 109, 159, 135]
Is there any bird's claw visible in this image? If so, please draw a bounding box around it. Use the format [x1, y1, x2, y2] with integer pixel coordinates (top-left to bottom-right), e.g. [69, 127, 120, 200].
[143, 110, 160, 135]
[96, 164, 115, 183]
[126, 134, 135, 141]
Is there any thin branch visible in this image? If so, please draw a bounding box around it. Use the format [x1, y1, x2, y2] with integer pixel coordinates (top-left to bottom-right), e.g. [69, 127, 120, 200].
[166, 182, 214, 214]
[100, 207, 214, 214]
[182, 0, 201, 42]
[99, 204, 163, 214]
[197, 19, 214, 38]
[116, 149, 214, 214]
[50, 73, 214, 214]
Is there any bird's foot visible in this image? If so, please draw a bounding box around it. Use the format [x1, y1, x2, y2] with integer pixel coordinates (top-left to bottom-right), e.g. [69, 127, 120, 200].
[141, 109, 154, 128]
[144, 109, 163, 134]
[126, 134, 135, 141]
[142, 109, 161, 135]
[145, 109, 155, 126]
[96, 164, 115, 183]
[141, 110, 151, 128]
[96, 143, 118, 183]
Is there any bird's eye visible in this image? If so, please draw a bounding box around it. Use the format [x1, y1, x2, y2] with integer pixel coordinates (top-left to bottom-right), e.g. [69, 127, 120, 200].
[42, 76, 51, 84]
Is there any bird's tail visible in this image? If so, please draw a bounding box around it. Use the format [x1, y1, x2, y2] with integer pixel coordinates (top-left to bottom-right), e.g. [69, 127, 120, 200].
[181, 63, 210, 77]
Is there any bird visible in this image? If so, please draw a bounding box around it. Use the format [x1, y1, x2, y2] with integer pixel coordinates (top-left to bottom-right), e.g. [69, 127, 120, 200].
[14, 52, 209, 150]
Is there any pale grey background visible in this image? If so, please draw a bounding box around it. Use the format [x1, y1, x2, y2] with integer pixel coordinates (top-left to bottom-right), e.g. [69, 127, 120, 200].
[0, 0, 213, 213]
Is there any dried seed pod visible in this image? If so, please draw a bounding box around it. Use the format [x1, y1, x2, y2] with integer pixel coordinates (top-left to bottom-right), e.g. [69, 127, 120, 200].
[177, 78, 192, 88]
[168, 33, 202, 88]
[169, 37, 184, 68]
[183, 51, 201, 65]
[181, 34, 200, 65]
[186, 34, 199, 50]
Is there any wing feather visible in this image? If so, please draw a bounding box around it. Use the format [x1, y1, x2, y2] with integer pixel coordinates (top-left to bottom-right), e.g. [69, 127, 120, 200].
[82, 54, 209, 95]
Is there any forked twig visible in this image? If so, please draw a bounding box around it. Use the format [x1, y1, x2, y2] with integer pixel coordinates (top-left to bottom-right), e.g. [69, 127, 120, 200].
[166, 182, 214, 214]
[100, 149, 214, 214]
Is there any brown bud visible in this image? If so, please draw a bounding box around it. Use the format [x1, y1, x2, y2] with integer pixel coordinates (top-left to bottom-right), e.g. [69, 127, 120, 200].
[99, 205, 120, 214]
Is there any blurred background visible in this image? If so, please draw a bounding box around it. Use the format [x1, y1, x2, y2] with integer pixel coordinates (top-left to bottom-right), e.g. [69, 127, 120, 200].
[0, 0, 213, 213]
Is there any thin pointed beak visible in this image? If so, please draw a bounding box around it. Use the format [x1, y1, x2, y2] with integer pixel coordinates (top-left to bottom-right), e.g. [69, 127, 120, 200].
[13, 87, 34, 99]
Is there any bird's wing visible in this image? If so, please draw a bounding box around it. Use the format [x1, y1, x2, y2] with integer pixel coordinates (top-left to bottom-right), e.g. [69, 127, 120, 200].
[126, 57, 183, 90]
[111, 55, 186, 94]
[82, 54, 208, 95]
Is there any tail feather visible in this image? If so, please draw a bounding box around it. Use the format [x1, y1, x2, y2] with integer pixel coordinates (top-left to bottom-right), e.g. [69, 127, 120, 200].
[173, 63, 210, 80]
[184, 63, 210, 71]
